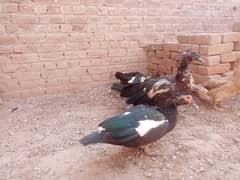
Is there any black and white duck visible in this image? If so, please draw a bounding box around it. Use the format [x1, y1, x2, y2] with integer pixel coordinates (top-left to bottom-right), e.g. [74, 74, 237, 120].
[79, 94, 192, 151]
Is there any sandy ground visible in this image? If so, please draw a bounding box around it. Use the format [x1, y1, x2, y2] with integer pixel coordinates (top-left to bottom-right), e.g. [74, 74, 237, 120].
[0, 85, 240, 180]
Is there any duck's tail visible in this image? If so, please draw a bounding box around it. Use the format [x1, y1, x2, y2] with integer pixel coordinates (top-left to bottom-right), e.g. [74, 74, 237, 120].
[79, 132, 104, 146]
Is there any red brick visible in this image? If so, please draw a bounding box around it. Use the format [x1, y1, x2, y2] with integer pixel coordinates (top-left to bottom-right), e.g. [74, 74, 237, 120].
[15, 71, 41, 80]
[69, 33, 89, 42]
[105, 32, 125, 41]
[44, 62, 57, 69]
[39, 15, 64, 24]
[71, 24, 85, 32]
[221, 53, 235, 63]
[150, 57, 161, 64]
[233, 22, 240, 32]
[163, 43, 179, 52]
[87, 49, 108, 57]
[88, 66, 109, 74]
[10, 54, 38, 63]
[170, 52, 181, 60]
[47, 69, 67, 78]
[222, 32, 240, 43]
[177, 34, 222, 45]
[197, 63, 231, 75]
[31, 63, 45, 71]
[66, 42, 89, 51]
[0, 15, 11, 24]
[37, 44, 65, 53]
[234, 42, 240, 51]
[19, 80, 46, 89]
[65, 16, 87, 24]
[79, 59, 90, 66]
[12, 15, 39, 24]
[193, 55, 220, 66]
[17, 34, 46, 44]
[0, 46, 14, 54]
[46, 6, 61, 14]
[38, 52, 65, 61]
[189, 64, 199, 73]
[232, 51, 240, 59]
[109, 49, 126, 57]
[192, 73, 217, 84]
[45, 34, 68, 43]
[2, 4, 18, 13]
[5, 24, 18, 33]
[65, 51, 86, 59]
[125, 33, 144, 41]
[199, 43, 233, 55]
[0, 24, 5, 33]
[31, 0, 55, 3]
[147, 63, 158, 71]
[156, 50, 167, 58]
[58, 0, 80, 4]
[19, 5, 35, 14]
[147, 44, 163, 51]
[0, 35, 16, 45]
[147, 51, 155, 57]
[89, 58, 110, 66]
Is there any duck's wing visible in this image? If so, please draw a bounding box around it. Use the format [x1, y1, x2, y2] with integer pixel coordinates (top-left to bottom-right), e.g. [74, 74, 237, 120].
[115, 72, 146, 85]
[98, 106, 168, 145]
[125, 78, 175, 105]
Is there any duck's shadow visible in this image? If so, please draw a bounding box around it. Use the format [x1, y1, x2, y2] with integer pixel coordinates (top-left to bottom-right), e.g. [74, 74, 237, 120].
[94, 147, 148, 170]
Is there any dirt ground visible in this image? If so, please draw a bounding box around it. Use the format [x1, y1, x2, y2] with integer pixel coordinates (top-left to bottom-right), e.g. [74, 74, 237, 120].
[0, 85, 240, 180]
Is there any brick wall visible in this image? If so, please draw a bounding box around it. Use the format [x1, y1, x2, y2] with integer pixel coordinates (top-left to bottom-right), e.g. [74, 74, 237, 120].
[0, 0, 240, 98]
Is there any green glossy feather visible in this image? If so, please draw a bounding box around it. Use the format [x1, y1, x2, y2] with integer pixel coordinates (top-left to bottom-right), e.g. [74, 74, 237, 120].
[99, 105, 164, 132]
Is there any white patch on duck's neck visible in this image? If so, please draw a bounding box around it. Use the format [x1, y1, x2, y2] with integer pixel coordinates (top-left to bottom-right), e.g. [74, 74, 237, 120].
[135, 119, 168, 137]
[128, 76, 136, 84]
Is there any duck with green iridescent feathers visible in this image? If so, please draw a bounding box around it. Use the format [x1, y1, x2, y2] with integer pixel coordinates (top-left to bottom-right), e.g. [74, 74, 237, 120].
[79, 94, 192, 151]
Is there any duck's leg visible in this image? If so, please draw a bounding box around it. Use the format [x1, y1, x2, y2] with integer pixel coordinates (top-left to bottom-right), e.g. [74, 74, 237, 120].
[213, 101, 224, 111]
[142, 144, 151, 154]
[138, 144, 158, 156]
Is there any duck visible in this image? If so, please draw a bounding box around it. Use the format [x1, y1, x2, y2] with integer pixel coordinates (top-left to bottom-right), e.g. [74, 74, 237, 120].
[79, 94, 192, 152]
[111, 72, 149, 92]
[112, 49, 204, 106]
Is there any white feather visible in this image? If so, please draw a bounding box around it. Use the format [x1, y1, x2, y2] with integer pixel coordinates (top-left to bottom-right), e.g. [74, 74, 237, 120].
[135, 119, 168, 137]
[97, 126, 106, 133]
[123, 112, 131, 115]
[128, 76, 136, 84]
[140, 76, 146, 82]
[147, 79, 171, 98]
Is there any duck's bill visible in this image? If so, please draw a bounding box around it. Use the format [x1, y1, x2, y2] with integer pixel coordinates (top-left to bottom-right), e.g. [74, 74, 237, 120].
[194, 55, 205, 62]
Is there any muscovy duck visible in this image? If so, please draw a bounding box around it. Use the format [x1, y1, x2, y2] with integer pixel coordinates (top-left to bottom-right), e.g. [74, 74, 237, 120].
[112, 49, 204, 106]
[80, 94, 192, 151]
[111, 72, 149, 92]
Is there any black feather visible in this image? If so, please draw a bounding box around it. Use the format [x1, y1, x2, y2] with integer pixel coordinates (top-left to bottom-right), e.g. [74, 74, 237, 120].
[79, 132, 103, 145]
[111, 83, 129, 92]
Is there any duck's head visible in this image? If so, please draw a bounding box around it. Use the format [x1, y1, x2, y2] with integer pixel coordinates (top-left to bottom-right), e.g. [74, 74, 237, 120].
[173, 94, 193, 106]
[182, 49, 204, 63]
[164, 94, 193, 107]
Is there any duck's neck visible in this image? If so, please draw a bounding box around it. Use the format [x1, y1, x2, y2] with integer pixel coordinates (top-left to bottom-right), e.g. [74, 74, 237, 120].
[176, 58, 189, 81]
[158, 105, 178, 130]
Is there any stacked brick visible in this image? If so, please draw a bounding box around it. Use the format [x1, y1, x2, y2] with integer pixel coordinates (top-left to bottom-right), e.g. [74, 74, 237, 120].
[147, 43, 198, 76]
[147, 32, 240, 84]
